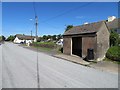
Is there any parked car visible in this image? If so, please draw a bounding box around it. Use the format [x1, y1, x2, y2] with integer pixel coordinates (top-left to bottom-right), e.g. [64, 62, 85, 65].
[56, 39, 63, 46]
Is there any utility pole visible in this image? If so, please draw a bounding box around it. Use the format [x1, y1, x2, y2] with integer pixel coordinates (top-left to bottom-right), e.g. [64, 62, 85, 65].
[33, 1, 40, 88]
[35, 16, 38, 42]
[35, 15, 40, 88]
[31, 30, 32, 41]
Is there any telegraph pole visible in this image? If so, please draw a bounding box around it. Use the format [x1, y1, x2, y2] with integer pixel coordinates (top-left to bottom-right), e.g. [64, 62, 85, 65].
[31, 30, 32, 41]
[33, 1, 40, 88]
[35, 15, 40, 88]
[35, 16, 38, 41]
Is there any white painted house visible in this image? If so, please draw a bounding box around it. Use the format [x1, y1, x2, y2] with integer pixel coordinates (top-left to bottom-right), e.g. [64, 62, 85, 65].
[13, 34, 36, 44]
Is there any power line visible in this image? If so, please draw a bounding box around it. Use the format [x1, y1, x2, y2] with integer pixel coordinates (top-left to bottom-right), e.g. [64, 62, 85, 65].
[33, 2, 37, 17]
[33, 2, 94, 34]
[38, 2, 93, 31]
[41, 2, 93, 23]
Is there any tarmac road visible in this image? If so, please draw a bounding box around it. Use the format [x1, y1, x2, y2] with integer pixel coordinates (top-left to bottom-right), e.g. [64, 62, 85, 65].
[0, 43, 2, 89]
[2, 42, 118, 88]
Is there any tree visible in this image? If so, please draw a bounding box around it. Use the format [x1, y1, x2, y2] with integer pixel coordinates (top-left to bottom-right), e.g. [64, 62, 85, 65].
[57, 34, 63, 40]
[65, 25, 73, 32]
[110, 30, 119, 46]
[0, 36, 2, 41]
[6, 35, 15, 41]
[52, 35, 57, 40]
[42, 35, 47, 40]
[0, 36, 6, 41]
[2, 36, 6, 41]
[47, 35, 52, 39]
[37, 37, 41, 42]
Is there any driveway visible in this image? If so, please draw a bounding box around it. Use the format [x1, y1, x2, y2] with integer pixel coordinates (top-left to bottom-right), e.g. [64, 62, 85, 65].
[2, 42, 118, 88]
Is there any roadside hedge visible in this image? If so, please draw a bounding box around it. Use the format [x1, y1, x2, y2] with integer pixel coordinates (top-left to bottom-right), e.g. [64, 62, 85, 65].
[30, 42, 56, 48]
[106, 46, 120, 61]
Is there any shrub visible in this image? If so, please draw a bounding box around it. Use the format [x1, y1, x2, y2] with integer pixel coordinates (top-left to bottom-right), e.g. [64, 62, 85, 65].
[110, 29, 119, 46]
[106, 46, 120, 61]
[31, 42, 56, 48]
[6, 35, 15, 41]
[59, 47, 63, 53]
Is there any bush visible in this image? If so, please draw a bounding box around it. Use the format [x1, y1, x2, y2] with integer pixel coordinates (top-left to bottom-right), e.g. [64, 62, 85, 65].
[59, 47, 63, 53]
[110, 30, 119, 46]
[6, 35, 15, 41]
[106, 46, 120, 61]
[31, 42, 56, 48]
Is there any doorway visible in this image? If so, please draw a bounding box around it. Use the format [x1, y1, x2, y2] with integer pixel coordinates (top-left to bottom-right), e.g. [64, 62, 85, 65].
[72, 37, 82, 57]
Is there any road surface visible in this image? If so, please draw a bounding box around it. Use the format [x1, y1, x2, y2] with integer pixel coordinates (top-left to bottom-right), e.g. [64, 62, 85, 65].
[2, 42, 118, 88]
[0, 43, 2, 89]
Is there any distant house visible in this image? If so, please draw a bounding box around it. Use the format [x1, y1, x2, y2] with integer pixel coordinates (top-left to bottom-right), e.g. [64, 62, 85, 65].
[106, 18, 120, 34]
[63, 16, 119, 61]
[13, 34, 36, 44]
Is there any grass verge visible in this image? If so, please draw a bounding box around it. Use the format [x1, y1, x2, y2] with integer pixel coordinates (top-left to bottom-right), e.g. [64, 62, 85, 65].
[103, 57, 120, 64]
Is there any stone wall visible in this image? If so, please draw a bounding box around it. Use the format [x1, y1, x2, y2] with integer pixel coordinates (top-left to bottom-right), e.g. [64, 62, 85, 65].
[96, 23, 110, 61]
[82, 36, 97, 58]
[63, 36, 72, 55]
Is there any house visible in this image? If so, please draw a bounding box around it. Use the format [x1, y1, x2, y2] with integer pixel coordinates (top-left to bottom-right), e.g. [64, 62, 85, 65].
[13, 34, 36, 44]
[63, 16, 119, 61]
[106, 17, 120, 34]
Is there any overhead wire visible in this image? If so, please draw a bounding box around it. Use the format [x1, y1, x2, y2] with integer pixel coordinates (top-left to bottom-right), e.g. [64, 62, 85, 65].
[33, 1, 37, 17]
[38, 2, 93, 31]
[41, 2, 93, 23]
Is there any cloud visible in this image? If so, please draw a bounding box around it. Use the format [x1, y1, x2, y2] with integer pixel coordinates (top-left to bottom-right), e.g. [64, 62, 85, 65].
[29, 19, 33, 21]
[75, 16, 84, 19]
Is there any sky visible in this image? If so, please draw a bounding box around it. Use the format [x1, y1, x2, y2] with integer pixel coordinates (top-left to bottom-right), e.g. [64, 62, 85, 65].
[0, 3, 2, 35]
[2, 2, 118, 37]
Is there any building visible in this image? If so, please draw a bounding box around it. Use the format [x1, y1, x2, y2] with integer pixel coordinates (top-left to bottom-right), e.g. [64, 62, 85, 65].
[13, 34, 36, 44]
[63, 17, 119, 61]
[106, 17, 120, 34]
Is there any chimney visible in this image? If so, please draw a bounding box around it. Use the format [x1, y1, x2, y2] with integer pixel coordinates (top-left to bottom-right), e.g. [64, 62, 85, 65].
[108, 16, 116, 22]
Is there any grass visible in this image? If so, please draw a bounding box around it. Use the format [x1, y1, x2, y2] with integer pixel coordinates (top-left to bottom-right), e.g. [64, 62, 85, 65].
[31, 44, 62, 54]
[33, 41, 55, 45]
[38, 46, 53, 51]
[103, 57, 120, 64]
[32, 41, 56, 49]
[31, 45, 53, 52]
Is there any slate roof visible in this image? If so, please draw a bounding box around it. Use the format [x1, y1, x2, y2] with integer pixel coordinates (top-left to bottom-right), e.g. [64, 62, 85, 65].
[106, 18, 120, 29]
[15, 34, 36, 40]
[64, 18, 120, 36]
[64, 21, 106, 36]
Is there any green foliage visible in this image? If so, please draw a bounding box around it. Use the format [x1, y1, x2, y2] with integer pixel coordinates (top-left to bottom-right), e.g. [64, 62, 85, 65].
[39, 34, 63, 41]
[110, 30, 119, 46]
[52, 35, 57, 40]
[0, 36, 6, 41]
[59, 47, 63, 53]
[42, 35, 48, 40]
[0, 36, 2, 41]
[37, 37, 41, 42]
[6, 35, 15, 41]
[57, 34, 62, 40]
[65, 25, 73, 32]
[106, 46, 120, 61]
[31, 41, 56, 48]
